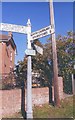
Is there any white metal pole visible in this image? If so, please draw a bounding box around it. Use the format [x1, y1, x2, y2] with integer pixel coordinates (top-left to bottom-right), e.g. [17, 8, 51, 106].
[26, 19, 33, 118]
[72, 74, 74, 94]
[73, 65, 75, 95]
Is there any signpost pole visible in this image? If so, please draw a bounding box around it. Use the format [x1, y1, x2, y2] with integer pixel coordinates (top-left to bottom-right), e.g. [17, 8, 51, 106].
[49, 0, 60, 107]
[26, 19, 33, 118]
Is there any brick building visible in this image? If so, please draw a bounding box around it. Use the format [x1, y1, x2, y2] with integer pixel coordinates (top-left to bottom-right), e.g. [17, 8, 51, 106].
[0, 32, 16, 81]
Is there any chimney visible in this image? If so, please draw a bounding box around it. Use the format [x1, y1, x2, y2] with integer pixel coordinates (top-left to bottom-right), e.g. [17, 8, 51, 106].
[8, 32, 13, 38]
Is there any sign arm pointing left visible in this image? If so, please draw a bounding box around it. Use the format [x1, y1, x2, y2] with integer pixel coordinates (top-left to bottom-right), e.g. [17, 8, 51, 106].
[0, 23, 27, 34]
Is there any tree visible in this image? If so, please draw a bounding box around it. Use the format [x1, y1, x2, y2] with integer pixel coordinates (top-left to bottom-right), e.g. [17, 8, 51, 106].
[16, 31, 74, 93]
[56, 31, 74, 93]
[15, 58, 27, 87]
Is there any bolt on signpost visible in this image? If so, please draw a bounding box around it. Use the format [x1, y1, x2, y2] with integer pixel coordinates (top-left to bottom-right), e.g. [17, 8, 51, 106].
[49, 0, 60, 107]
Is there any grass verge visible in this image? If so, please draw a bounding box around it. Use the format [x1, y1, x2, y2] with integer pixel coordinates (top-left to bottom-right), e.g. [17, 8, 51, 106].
[33, 96, 73, 118]
[2, 96, 74, 119]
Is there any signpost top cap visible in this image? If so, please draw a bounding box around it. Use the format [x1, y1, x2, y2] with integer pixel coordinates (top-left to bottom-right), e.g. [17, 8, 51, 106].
[27, 19, 31, 26]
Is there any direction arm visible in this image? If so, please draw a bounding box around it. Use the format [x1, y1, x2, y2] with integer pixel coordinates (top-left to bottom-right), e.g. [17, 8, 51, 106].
[0, 23, 27, 34]
[31, 25, 55, 41]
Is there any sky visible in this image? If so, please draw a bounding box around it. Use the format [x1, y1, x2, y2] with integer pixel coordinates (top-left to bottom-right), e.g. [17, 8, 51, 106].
[1, 2, 73, 64]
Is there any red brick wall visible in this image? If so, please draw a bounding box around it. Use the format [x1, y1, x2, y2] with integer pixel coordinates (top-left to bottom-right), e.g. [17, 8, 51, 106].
[0, 43, 2, 75]
[58, 77, 63, 99]
[27, 87, 49, 107]
[0, 41, 15, 77]
[2, 42, 10, 74]
[0, 82, 63, 118]
[0, 88, 49, 117]
[0, 90, 2, 119]
[0, 89, 21, 118]
[52, 77, 63, 101]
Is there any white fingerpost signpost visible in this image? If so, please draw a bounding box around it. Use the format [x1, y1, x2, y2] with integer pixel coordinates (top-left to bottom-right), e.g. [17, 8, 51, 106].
[0, 1, 55, 117]
[26, 19, 33, 118]
[0, 19, 33, 118]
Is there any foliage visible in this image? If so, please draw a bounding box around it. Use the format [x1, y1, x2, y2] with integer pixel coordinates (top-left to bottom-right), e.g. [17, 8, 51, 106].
[56, 32, 74, 93]
[16, 31, 74, 93]
[15, 58, 27, 87]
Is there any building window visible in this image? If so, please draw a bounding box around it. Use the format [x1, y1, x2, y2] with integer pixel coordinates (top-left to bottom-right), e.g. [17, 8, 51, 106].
[10, 51, 12, 62]
[10, 66, 13, 72]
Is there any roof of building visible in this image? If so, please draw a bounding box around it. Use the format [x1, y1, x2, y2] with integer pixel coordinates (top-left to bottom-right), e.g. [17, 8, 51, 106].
[0, 34, 8, 40]
[0, 34, 16, 50]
